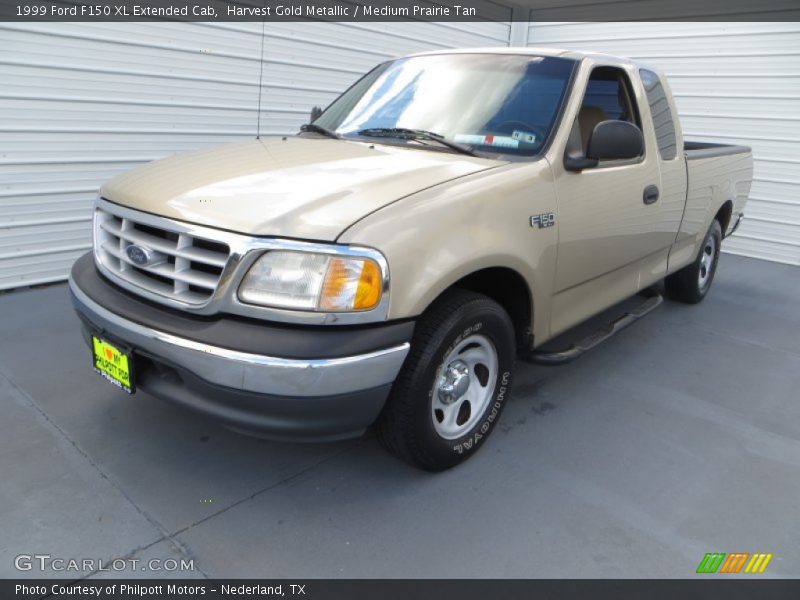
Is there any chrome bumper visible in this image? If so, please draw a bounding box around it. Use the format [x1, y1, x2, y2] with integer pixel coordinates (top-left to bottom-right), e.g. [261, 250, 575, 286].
[69, 276, 410, 398]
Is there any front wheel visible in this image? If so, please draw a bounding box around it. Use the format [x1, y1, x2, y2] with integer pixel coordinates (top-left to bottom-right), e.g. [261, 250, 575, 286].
[376, 290, 516, 471]
[665, 219, 722, 304]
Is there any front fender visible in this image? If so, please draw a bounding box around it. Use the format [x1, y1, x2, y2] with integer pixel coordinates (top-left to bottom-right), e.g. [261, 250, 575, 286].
[338, 161, 559, 343]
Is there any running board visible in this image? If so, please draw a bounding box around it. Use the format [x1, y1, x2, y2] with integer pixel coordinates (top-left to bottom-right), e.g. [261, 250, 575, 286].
[525, 290, 663, 366]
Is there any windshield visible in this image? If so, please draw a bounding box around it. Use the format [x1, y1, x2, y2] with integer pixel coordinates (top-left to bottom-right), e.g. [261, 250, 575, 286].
[314, 53, 576, 157]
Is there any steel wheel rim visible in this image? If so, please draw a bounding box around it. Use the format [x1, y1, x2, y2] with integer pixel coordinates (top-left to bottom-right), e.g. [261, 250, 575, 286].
[698, 234, 717, 289]
[431, 334, 498, 440]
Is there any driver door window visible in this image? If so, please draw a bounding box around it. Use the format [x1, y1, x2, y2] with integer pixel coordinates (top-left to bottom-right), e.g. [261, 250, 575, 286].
[567, 67, 642, 158]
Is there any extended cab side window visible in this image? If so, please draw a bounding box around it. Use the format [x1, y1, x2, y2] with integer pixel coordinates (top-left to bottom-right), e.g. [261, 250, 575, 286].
[639, 69, 678, 160]
[567, 66, 643, 160]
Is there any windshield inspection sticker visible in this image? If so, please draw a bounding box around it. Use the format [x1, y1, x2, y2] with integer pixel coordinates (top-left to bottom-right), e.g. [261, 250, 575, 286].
[454, 134, 519, 149]
[512, 130, 537, 143]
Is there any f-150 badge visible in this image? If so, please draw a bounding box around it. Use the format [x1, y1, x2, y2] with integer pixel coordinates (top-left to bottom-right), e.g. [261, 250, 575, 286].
[530, 213, 555, 228]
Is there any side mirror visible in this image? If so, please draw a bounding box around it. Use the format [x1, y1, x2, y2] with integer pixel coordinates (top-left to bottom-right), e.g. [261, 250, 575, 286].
[310, 106, 323, 121]
[587, 120, 643, 161]
[564, 120, 644, 172]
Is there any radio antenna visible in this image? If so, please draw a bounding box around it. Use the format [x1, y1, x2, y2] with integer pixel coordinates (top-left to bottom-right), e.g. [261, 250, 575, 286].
[256, 4, 266, 139]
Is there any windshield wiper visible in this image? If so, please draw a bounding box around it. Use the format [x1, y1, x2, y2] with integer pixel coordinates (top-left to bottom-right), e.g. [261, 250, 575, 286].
[299, 123, 341, 139]
[357, 127, 477, 157]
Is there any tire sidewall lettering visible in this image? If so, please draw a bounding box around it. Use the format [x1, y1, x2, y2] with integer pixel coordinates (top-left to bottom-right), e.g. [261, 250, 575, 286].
[451, 369, 511, 454]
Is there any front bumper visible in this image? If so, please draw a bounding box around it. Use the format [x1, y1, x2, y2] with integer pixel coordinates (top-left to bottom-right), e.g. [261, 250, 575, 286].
[69, 253, 411, 441]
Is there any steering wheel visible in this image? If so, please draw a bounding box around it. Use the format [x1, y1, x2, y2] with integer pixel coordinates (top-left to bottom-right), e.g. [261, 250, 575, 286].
[493, 121, 547, 141]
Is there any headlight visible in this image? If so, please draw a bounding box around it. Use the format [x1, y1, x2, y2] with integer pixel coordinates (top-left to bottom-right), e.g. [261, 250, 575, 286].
[238, 250, 384, 312]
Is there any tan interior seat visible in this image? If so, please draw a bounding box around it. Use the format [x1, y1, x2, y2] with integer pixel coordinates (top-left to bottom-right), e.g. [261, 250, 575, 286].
[577, 106, 608, 154]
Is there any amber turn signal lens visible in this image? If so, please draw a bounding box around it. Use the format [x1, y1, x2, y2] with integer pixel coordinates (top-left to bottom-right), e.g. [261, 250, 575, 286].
[354, 259, 382, 310]
[319, 257, 382, 311]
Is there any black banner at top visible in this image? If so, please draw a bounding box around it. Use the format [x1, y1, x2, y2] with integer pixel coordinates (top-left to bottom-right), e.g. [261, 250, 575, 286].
[2, 0, 800, 22]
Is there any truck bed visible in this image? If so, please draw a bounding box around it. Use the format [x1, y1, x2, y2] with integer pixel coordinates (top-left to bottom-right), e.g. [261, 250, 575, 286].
[681, 141, 753, 243]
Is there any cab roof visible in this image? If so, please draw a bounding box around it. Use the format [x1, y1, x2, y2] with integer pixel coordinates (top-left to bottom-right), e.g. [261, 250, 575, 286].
[406, 46, 649, 70]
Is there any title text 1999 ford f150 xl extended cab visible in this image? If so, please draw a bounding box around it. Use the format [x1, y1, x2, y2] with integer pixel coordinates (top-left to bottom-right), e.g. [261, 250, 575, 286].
[70, 49, 752, 470]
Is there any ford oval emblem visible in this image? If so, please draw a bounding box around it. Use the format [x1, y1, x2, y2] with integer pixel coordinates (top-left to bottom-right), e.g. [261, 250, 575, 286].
[125, 244, 152, 266]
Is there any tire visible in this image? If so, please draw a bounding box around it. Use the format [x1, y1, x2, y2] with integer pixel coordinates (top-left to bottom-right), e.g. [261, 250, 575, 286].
[665, 219, 722, 304]
[376, 289, 516, 471]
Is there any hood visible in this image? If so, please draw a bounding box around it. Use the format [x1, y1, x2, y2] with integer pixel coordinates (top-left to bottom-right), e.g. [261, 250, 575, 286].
[100, 137, 502, 241]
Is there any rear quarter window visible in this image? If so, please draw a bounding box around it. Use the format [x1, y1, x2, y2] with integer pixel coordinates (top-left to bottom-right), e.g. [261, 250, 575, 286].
[639, 69, 678, 160]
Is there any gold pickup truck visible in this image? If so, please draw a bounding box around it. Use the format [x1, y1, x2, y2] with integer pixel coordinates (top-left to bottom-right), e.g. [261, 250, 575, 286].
[69, 48, 752, 470]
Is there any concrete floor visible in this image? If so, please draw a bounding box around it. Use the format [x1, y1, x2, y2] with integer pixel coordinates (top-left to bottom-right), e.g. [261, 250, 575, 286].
[1, 254, 798, 579]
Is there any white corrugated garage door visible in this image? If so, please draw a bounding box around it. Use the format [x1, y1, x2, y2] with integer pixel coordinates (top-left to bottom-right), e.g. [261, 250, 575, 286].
[526, 22, 800, 266]
[0, 20, 512, 290]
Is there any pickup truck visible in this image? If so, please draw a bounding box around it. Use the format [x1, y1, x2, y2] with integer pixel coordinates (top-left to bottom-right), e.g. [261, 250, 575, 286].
[69, 48, 752, 471]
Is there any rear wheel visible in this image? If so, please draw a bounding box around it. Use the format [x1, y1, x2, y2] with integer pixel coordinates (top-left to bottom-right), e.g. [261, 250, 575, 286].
[376, 290, 516, 471]
[665, 219, 722, 304]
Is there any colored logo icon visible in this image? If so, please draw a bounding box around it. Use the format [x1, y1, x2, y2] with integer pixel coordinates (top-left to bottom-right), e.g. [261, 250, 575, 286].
[696, 552, 773, 574]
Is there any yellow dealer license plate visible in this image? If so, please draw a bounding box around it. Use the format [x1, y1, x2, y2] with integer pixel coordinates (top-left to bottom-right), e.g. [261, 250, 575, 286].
[92, 335, 134, 394]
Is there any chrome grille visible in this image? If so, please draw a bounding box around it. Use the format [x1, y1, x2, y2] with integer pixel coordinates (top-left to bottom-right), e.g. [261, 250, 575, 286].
[94, 206, 230, 305]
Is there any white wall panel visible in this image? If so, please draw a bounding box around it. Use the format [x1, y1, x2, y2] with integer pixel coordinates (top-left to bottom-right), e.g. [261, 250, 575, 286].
[4, 19, 792, 292]
[525, 22, 800, 265]
[0, 19, 511, 289]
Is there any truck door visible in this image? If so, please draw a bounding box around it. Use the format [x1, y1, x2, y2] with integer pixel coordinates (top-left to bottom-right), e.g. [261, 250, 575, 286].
[549, 64, 665, 333]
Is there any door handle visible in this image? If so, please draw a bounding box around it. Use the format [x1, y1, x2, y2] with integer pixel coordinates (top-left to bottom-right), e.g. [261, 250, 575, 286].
[643, 185, 659, 205]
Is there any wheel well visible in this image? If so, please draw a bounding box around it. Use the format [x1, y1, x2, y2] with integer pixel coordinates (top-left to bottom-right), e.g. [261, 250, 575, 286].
[450, 267, 533, 351]
[716, 200, 734, 235]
